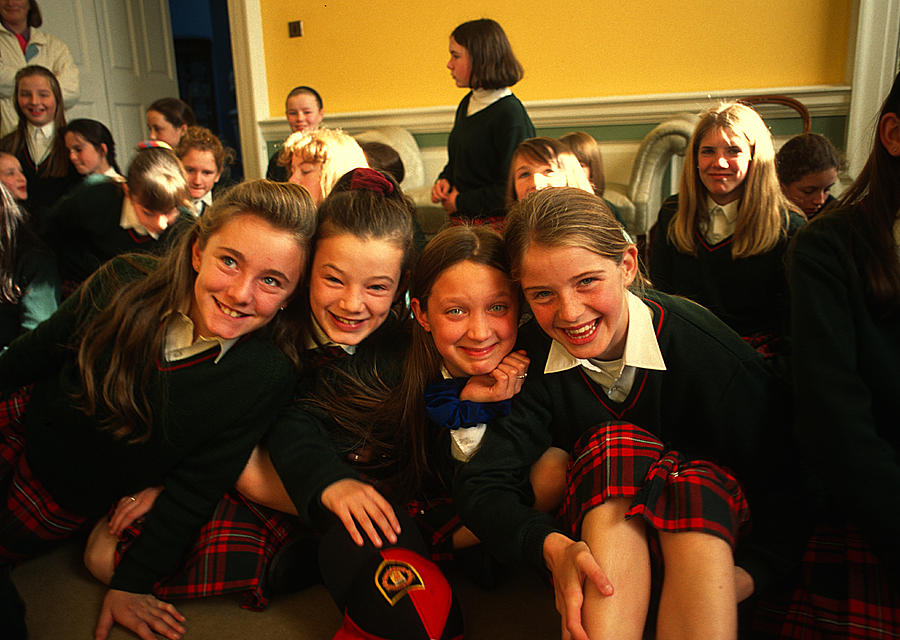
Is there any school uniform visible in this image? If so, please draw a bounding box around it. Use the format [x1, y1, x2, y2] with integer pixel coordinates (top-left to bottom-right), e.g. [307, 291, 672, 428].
[649, 194, 806, 345]
[455, 289, 801, 595]
[0, 226, 59, 347]
[438, 90, 534, 222]
[752, 205, 900, 637]
[42, 180, 193, 292]
[0, 128, 80, 230]
[0, 255, 296, 596]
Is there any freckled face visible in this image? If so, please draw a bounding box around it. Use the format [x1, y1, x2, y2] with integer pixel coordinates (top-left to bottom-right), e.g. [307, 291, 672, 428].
[309, 233, 404, 346]
[412, 261, 518, 377]
[697, 127, 752, 205]
[520, 243, 637, 361]
[190, 214, 304, 340]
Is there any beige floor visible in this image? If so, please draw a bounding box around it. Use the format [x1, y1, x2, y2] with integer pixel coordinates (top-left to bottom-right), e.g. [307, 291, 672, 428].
[12, 541, 559, 639]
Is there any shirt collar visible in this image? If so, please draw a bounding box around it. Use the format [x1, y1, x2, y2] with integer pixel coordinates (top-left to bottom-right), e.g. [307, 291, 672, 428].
[544, 290, 666, 375]
[304, 315, 357, 355]
[119, 194, 160, 239]
[467, 87, 511, 115]
[26, 121, 54, 140]
[164, 310, 238, 364]
[706, 195, 739, 223]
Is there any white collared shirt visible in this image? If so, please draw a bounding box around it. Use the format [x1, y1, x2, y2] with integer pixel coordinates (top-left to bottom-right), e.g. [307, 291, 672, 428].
[467, 87, 511, 116]
[164, 310, 237, 364]
[700, 196, 739, 245]
[102, 166, 125, 182]
[191, 191, 213, 217]
[25, 121, 54, 165]
[544, 291, 666, 402]
[303, 315, 356, 355]
[119, 195, 159, 239]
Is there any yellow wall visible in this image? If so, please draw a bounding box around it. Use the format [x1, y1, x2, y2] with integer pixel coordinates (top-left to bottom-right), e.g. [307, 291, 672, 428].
[260, 0, 852, 117]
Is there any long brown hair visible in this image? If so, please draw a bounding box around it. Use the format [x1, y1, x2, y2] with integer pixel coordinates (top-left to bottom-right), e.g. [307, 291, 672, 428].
[0, 182, 26, 303]
[834, 72, 900, 310]
[401, 225, 510, 491]
[75, 180, 316, 442]
[1, 65, 70, 177]
[669, 102, 796, 258]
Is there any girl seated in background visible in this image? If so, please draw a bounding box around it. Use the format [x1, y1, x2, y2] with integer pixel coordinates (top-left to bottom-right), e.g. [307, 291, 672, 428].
[560, 130, 625, 226]
[507, 136, 593, 204]
[431, 18, 534, 226]
[176, 126, 232, 216]
[266, 86, 324, 182]
[0, 179, 315, 640]
[456, 187, 800, 640]
[0, 65, 78, 228]
[0, 152, 27, 201]
[649, 102, 805, 357]
[145, 97, 195, 148]
[43, 142, 193, 294]
[281, 128, 367, 204]
[775, 132, 843, 219]
[61, 118, 123, 182]
[0, 182, 58, 347]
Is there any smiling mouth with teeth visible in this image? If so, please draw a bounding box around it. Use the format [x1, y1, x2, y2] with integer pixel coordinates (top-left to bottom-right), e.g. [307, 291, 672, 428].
[562, 319, 599, 340]
[216, 298, 248, 318]
[329, 312, 365, 327]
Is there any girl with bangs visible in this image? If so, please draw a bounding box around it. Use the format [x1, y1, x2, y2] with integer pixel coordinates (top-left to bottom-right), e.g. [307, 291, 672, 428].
[456, 187, 801, 640]
[649, 102, 805, 357]
[506, 137, 593, 205]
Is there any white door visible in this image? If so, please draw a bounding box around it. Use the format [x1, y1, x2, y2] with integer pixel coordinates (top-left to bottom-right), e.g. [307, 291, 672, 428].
[35, 0, 179, 168]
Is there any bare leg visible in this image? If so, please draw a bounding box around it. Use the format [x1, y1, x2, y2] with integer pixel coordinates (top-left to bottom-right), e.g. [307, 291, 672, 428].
[656, 531, 736, 640]
[530, 446, 570, 513]
[579, 498, 650, 639]
[83, 518, 116, 585]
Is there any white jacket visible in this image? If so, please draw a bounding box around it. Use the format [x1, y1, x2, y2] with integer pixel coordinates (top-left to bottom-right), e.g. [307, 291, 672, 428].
[0, 26, 79, 136]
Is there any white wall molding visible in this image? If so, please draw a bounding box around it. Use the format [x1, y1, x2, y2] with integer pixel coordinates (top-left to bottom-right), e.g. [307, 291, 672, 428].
[228, 0, 269, 178]
[259, 85, 851, 142]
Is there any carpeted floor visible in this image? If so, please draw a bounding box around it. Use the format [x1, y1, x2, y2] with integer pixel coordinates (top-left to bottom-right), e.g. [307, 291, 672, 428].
[12, 541, 559, 639]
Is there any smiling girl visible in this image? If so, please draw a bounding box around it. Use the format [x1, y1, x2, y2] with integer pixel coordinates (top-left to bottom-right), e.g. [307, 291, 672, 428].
[431, 18, 534, 227]
[649, 102, 805, 356]
[43, 143, 194, 295]
[456, 187, 799, 640]
[266, 86, 324, 182]
[0, 151, 27, 200]
[0, 179, 317, 639]
[0, 64, 78, 226]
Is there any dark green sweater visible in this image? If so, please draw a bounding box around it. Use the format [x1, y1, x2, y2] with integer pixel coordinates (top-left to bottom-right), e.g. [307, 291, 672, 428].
[438, 93, 534, 219]
[0, 256, 296, 593]
[789, 205, 900, 582]
[42, 180, 193, 286]
[649, 195, 806, 338]
[455, 290, 798, 591]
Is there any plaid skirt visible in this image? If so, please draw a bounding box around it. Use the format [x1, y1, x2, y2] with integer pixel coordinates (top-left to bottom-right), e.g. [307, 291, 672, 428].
[115, 490, 303, 611]
[0, 386, 90, 563]
[752, 520, 899, 639]
[561, 422, 750, 549]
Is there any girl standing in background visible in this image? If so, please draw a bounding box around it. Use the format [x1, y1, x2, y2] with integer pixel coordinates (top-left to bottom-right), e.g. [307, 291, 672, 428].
[431, 18, 534, 228]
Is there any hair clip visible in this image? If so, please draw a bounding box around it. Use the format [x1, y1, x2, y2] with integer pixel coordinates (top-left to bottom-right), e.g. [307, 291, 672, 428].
[348, 167, 394, 195]
[136, 139, 174, 151]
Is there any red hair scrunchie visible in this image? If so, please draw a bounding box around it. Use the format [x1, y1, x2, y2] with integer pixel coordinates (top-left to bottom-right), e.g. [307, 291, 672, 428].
[348, 167, 394, 195]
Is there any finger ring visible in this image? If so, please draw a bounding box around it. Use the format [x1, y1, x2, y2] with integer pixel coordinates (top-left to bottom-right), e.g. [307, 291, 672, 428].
[129, 496, 137, 503]
[517, 374, 527, 379]
[352, 453, 360, 462]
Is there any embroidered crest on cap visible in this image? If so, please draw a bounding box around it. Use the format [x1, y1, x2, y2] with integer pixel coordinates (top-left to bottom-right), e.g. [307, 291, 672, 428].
[374, 559, 425, 606]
